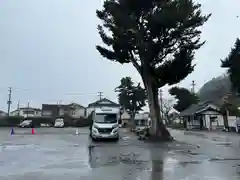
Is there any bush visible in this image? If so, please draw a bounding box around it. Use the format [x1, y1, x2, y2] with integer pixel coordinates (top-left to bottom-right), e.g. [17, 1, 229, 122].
[73, 117, 92, 127]
[0, 116, 54, 127]
[30, 117, 54, 127]
[0, 116, 24, 127]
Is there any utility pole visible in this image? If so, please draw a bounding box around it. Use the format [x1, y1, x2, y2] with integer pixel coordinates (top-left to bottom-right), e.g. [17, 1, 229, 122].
[17, 100, 20, 116]
[7, 87, 12, 116]
[159, 89, 163, 120]
[27, 101, 30, 118]
[191, 80, 196, 93]
[98, 92, 103, 100]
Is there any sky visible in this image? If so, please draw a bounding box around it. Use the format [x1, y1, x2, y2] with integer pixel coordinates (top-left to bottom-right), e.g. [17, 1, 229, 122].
[0, 0, 240, 112]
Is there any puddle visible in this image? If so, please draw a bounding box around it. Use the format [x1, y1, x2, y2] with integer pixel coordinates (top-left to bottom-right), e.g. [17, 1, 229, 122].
[209, 157, 240, 162]
[0, 144, 35, 151]
[179, 160, 202, 166]
[216, 142, 232, 146]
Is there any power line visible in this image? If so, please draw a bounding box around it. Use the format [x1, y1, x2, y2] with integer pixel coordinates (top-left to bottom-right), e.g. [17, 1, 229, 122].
[7, 87, 12, 116]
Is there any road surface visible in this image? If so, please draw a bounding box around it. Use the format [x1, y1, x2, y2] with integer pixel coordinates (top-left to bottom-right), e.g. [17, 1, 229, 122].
[0, 127, 239, 180]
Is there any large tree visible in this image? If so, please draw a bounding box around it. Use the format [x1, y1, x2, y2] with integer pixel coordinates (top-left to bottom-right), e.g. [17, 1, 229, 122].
[96, 0, 210, 140]
[221, 38, 240, 93]
[115, 77, 146, 123]
[169, 87, 199, 112]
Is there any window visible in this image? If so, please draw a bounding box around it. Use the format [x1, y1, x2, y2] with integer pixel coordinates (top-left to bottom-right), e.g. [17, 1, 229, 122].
[72, 111, 76, 116]
[23, 110, 34, 115]
[42, 111, 52, 116]
[59, 109, 64, 116]
[210, 116, 217, 122]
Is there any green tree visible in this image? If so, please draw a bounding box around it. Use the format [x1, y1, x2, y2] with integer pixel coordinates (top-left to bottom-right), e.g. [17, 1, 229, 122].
[96, 0, 210, 140]
[169, 87, 199, 112]
[115, 77, 146, 124]
[221, 38, 240, 93]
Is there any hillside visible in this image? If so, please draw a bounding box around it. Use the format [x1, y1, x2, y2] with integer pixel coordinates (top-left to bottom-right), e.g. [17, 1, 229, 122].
[198, 74, 240, 105]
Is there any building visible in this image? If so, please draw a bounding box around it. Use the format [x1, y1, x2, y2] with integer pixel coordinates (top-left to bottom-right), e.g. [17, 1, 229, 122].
[42, 103, 86, 119]
[179, 101, 224, 130]
[87, 98, 120, 117]
[120, 111, 150, 127]
[0, 110, 7, 117]
[67, 103, 86, 118]
[134, 112, 150, 127]
[11, 107, 41, 118]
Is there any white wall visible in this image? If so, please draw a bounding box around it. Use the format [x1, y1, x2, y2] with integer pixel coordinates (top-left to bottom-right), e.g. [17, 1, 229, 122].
[70, 107, 86, 118]
[11, 109, 41, 118]
[228, 116, 238, 129]
[87, 106, 120, 118]
[202, 110, 224, 130]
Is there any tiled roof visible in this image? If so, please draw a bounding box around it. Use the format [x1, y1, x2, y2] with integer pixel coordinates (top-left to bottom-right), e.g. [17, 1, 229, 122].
[179, 101, 220, 116]
[88, 98, 120, 107]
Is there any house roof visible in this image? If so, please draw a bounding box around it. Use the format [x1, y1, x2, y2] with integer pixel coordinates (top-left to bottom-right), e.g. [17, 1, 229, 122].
[11, 107, 41, 113]
[0, 110, 7, 114]
[68, 103, 85, 108]
[179, 101, 220, 116]
[42, 103, 85, 111]
[88, 98, 120, 107]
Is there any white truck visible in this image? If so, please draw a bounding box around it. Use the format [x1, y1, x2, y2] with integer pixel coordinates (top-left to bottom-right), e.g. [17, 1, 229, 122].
[90, 108, 119, 141]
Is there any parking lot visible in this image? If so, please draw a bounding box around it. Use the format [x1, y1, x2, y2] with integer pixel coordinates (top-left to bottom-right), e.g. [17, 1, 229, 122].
[0, 127, 240, 180]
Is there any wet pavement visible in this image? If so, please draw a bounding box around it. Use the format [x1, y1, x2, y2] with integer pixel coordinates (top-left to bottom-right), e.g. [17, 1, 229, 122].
[0, 127, 240, 180]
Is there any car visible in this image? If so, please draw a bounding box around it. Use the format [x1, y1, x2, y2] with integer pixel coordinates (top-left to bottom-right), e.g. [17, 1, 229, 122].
[18, 119, 33, 128]
[90, 108, 119, 141]
[54, 118, 64, 128]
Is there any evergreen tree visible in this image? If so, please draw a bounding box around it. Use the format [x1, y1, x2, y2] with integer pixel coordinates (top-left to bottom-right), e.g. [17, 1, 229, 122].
[96, 0, 210, 140]
[115, 77, 146, 122]
[221, 38, 240, 93]
[169, 86, 199, 112]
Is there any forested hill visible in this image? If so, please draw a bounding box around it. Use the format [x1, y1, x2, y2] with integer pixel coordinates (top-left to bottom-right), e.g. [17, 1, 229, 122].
[198, 74, 240, 105]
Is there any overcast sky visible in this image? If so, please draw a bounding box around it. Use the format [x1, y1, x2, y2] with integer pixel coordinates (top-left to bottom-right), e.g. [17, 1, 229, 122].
[0, 0, 240, 111]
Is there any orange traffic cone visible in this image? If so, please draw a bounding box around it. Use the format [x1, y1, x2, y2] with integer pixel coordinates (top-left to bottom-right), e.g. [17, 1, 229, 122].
[31, 128, 35, 135]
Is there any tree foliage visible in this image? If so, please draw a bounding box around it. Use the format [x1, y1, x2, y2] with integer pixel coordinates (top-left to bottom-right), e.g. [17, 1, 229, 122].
[96, 0, 210, 88]
[221, 38, 240, 93]
[96, 0, 210, 138]
[169, 86, 199, 112]
[115, 77, 147, 117]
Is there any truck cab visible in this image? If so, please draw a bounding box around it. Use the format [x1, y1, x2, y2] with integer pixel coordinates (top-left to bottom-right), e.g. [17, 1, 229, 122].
[90, 108, 119, 141]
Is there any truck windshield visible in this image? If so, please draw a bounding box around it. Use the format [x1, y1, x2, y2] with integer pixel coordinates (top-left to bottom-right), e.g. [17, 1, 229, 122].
[94, 113, 117, 123]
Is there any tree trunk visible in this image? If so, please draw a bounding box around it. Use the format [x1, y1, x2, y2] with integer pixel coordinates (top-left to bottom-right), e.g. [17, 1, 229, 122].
[130, 113, 136, 131]
[223, 108, 229, 131]
[145, 79, 172, 141]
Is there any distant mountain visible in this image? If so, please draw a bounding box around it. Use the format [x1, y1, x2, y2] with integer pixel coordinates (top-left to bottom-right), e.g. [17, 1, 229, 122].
[198, 74, 240, 105]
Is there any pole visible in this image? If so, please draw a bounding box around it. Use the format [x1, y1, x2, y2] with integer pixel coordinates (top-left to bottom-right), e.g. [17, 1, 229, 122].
[191, 80, 196, 93]
[17, 100, 20, 116]
[7, 87, 12, 116]
[98, 92, 103, 100]
[27, 101, 30, 118]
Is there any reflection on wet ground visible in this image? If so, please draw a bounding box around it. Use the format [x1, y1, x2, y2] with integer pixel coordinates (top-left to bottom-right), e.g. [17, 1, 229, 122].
[0, 128, 240, 180]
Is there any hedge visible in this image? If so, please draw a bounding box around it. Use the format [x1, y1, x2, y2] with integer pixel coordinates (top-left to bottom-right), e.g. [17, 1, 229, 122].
[0, 115, 93, 127]
[0, 116, 53, 127]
